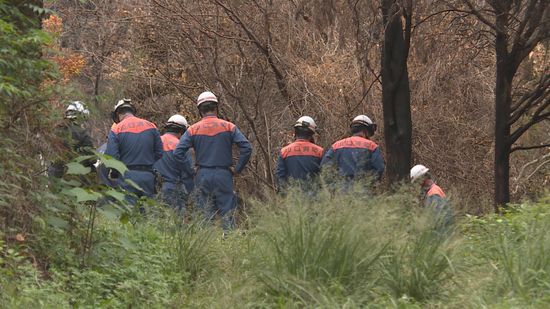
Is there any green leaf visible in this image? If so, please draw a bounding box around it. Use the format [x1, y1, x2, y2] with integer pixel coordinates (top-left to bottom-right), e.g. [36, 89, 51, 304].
[74, 155, 96, 163]
[98, 204, 120, 221]
[46, 216, 68, 229]
[62, 187, 101, 203]
[59, 178, 81, 187]
[124, 179, 143, 192]
[105, 189, 126, 202]
[97, 153, 128, 174]
[65, 162, 91, 175]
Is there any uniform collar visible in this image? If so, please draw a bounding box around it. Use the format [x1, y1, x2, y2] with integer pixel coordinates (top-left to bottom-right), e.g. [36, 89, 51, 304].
[351, 134, 368, 140]
[202, 114, 218, 119]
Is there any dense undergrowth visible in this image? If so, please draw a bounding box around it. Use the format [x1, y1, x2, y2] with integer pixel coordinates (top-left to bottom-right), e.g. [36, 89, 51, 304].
[2, 3, 550, 308]
[1, 182, 549, 308]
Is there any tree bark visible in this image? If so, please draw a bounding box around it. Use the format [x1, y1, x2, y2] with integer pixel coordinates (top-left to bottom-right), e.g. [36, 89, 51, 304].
[493, 2, 513, 209]
[493, 54, 513, 208]
[381, 0, 412, 183]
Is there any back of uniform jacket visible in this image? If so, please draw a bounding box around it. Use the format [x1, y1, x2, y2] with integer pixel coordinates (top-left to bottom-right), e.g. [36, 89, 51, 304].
[154, 133, 194, 183]
[106, 116, 163, 167]
[321, 136, 384, 180]
[276, 139, 323, 185]
[174, 116, 252, 173]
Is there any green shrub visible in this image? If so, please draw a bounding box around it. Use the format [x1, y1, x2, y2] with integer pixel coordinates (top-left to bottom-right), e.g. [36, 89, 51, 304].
[378, 228, 457, 302]
[2, 178, 550, 308]
[242, 186, 460, 306]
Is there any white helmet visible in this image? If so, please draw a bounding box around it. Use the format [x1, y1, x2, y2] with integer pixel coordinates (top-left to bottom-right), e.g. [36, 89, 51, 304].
[65, 101, 90, 119]
[352, 115, 374, 126]
[294, 116, 317, 133]
[111, 98, 135, 123]
[351, 114, 377, 134]
[410, 164, 430, 183]
[166, 114, 189, 128]
[113, 98, 135, 113]
[197, 91, 218, 107]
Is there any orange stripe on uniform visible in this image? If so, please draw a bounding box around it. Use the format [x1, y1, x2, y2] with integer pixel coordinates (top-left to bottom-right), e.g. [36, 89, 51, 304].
[427, 184, 446, 198]
[113, 116, 157, 134]
[161, 134, 179, 151]
[332, 136, 378, 151]
[281, 141, 323, 159]
[188, 118, 235, 137]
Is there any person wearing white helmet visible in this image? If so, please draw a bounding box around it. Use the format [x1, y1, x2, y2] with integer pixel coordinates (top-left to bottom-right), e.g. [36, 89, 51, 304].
[174, 91, 252, 231]
[153, 114, 195, 213]
[48, 101, 94, 179]
[64, 101, 90, 120]
[275, 116, 324, 191]
[410, 164, 453, 228]
[321, 115, 385, 187]
[105, 98, 163, 204]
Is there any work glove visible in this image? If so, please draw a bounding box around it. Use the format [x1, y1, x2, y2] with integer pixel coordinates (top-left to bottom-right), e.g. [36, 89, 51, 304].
[108, 168, 120, 180]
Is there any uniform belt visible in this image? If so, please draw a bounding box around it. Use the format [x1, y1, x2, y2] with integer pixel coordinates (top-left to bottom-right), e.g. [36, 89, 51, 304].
[127, 165, 153, 172]
[198, 166, 230, 170]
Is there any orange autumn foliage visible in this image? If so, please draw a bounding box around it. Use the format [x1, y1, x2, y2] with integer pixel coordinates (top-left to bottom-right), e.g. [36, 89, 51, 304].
[43, 15, 86, 82]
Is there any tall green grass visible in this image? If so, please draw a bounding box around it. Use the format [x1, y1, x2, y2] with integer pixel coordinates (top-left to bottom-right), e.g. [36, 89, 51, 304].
[1, 186, 550, 308]
[242, 187, 459, 306]
[460, 198, 550, 306]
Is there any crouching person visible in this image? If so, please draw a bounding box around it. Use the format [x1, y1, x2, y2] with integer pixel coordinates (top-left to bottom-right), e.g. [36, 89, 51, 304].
[410, 164, 454, 232]
[154, 115, 195, 214]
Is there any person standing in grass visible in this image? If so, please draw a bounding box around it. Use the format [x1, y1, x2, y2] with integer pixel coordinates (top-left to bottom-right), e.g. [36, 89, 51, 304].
[154, 114, 194, 214]
[410, 164, 453, 229]
[105, 99, 163, 204]
[321, 115, 385, 190]
[174, 91, 252, 232]
[275, 116, 323, 192]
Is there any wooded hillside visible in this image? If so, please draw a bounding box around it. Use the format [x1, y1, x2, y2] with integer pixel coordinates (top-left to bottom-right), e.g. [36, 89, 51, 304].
[46, 0, 549, 209]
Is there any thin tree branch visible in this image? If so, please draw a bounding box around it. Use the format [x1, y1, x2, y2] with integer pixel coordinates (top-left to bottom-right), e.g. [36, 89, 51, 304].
[511, 109, 550, 143]
[214, 0, 297, 116]
[511, 0, 539, 50]
[510, 74, 550, 124]
[511, 143, 550, 153]
[461, 0, 499, 32]
[412, 9, 457, 30]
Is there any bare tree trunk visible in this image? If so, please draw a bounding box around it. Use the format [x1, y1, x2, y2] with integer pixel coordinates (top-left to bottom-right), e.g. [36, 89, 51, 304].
[93, 64, 102, 104]
[381, 0, 412, 183]
[458, 0, 549, 208]
[494, 82, 512, 208]
[493, 3, 513, 209]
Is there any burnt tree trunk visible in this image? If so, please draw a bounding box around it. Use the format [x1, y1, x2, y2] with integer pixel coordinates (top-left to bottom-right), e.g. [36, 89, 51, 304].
[381, 0, 412, 183]
[461, 0, 549, 209]
[493, 11, 513, 209]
